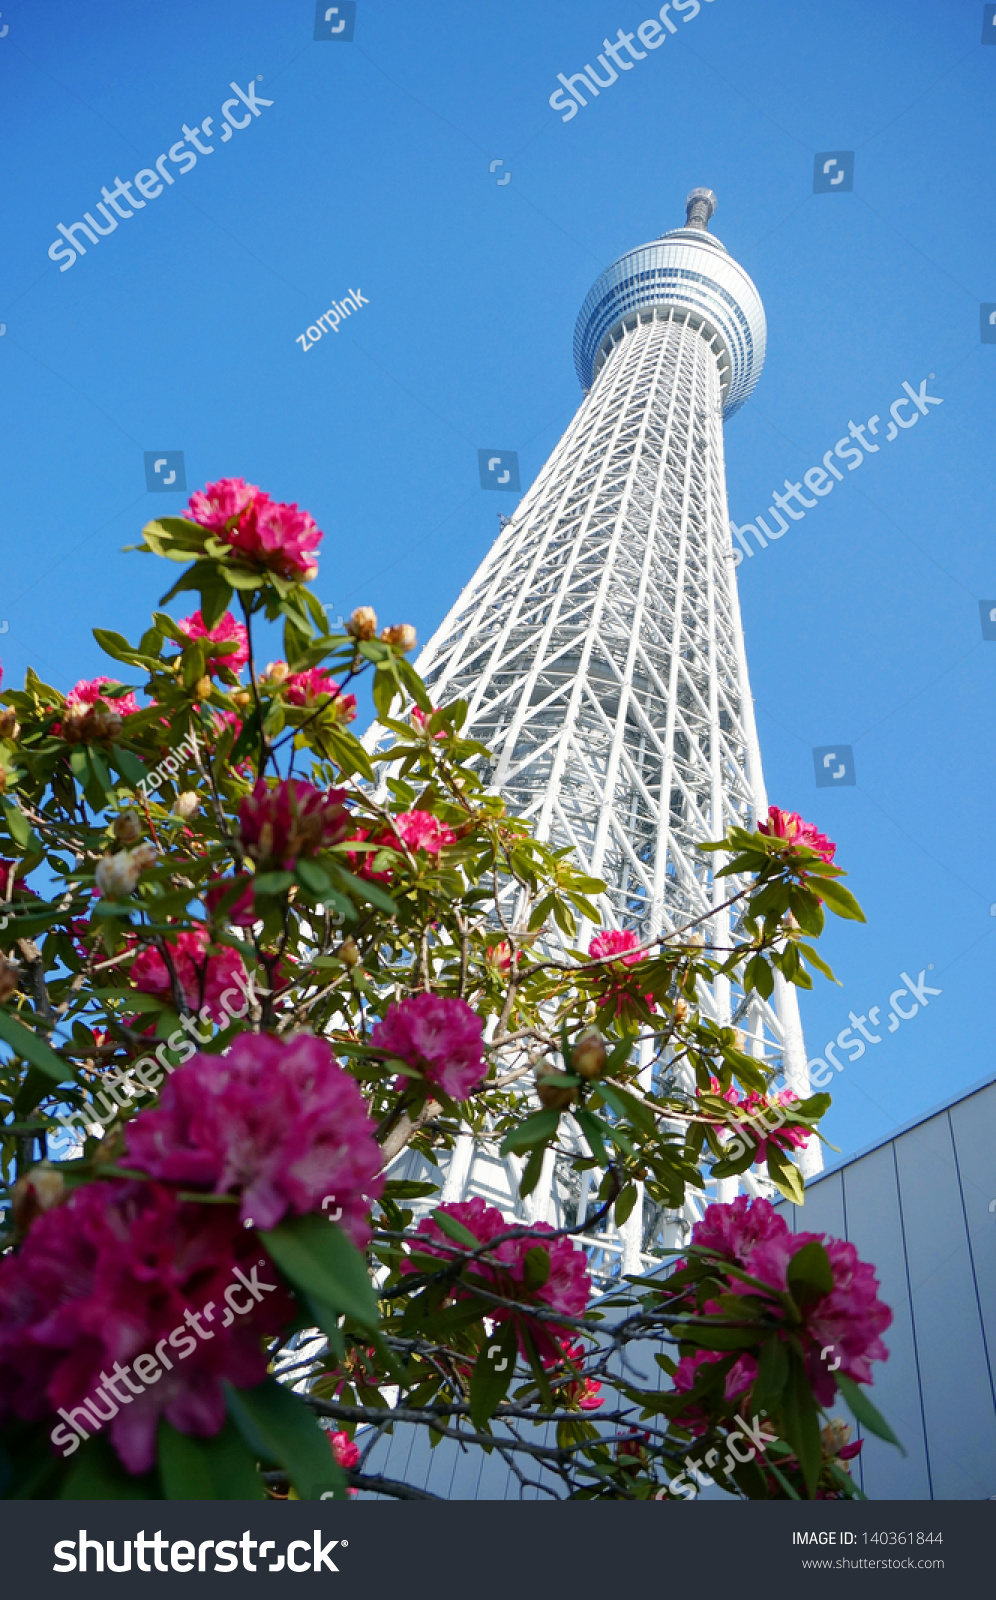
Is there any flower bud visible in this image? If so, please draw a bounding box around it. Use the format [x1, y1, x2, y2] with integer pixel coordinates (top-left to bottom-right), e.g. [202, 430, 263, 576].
[571, 1028, 607, 1080]
[0, 952, 21, 1001]
[113, 810, 143, 844]
[537, 1072, 577, 1110]
[173, 790, 201, 819]
[686, 930, 706, 949]
[338, 937, 361, 968]
[12, 1163, 65, 1233]
[89, 707, 123, 743]
[130, 842, 158, 874]
[232, 690, 252, 708]
[0, 706, 20, 740]
[347, 606, 378, 641]
[672, 998, 689, 1025]
[380, 624, 417, 654]
[264, 661, 290, 684]
[95, 842, 156, 899]
[194, 676, 213, 702]
[732, 1028, 746, 1052]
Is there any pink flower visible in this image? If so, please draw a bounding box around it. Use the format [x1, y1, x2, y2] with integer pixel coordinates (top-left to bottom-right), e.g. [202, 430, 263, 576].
[125, 1032, 383, 1240]
[758, 807, 836, 865]
[345, 824, 397, 884]
[371, 993, 486, 1100]
[64, 677, 140, 718]
[177, 610, 249, 674]
[282, 666, 356, 722]
[329, 1429, 360, 1469]
[204, 875, 257, 927]
[393, 811, 455, 856]
[696, 1081, 810, 1167]
[185, 479, 323, 582]
[673, 1347, 758, 1403]
[589, 928, 643, 966]
[186, 477, 261, 533]
[238, 779, 351, 872]
[411, 705, 446, 739]
[548, 1340, 602, 1411]
[0, 1180, 293, 1475]
[486, 942, 513, 973]
[403, 1198, 590, 1358]
[689, 1197, 892, 1404]
[130, 927, 247, 1025]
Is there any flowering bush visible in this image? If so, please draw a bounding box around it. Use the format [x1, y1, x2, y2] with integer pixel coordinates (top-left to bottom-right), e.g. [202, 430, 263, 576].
[0, 478, 887, 1503]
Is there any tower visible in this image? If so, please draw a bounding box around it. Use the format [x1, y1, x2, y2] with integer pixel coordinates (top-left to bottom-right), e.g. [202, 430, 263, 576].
[401, 192, 816, 1277]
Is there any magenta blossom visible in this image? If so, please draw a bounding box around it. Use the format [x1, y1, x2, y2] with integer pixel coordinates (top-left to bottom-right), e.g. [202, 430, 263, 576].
[64, 676, 140, 717]
[589, 928, 643, 966]
[130, 928, 246, 1025]
[204, 874, 257, 928]
[283, 665, 356, 723]
[238, 779, 351, 872]
[403, 1198, 590, 1359]
[0, 1180, 293, 1475]
[757, 806, 836, 865]
[177, 610, 249, 674]
[371, 993, 486, 1100]
[185, 477, 323, 582]
[690, 1197, 892, 1404]
[126, 1032, 383, 1240]
[393, 811, 456, 856]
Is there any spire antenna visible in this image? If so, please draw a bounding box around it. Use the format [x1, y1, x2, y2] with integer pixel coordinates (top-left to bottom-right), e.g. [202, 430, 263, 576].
[685, 187, 717, 230]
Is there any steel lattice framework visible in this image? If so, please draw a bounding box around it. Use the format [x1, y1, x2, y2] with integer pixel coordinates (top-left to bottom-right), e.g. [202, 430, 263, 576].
[390, 193, 817, 1279]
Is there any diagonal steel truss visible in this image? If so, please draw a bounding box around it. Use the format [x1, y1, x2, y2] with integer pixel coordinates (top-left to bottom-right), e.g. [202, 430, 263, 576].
[385, 204, 817, 1282]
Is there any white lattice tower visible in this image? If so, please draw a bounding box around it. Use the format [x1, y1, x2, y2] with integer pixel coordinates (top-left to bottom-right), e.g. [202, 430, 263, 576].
[392, 192, 817, 1280]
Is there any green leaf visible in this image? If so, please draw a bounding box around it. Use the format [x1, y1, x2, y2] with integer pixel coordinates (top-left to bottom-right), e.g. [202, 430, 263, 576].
[111, 744, 148, 788]
[1, 796, 32, 849]
[500, 1107, 560, 1155]
[158, 1417, 265, 1499]
[92, 628, 139, 665]
[835, 1373, 905, 1452]
[518, 1143, 546, 1199]
[328, 862, 398, 916]
[199, 579, 234, 631]
[781, 1354, 822, 1497]
[752, 1334, 789, 1415]
[744, 954, 774, 1000]
[261, 1213, 379, 1332]
[59, 1435, 162, 1500]
[251, 870, 295, 897]
[522, 1246, 551, 1291]
[296, 859, 332, 896]
[575, 1109, 609, 1167]
[765, 1143, 806, 1206]
[597, 1080, 656, 1138]
[469, 1321, 518, 1430]
[614, 1183, 638, 1226]
[786, 1240, 834, 1307]
[0, 1009, 73, 1084]
[226, 1379, 346, 1500]
[816, 879, 866, 923]
[429, 1208, 481, 1249]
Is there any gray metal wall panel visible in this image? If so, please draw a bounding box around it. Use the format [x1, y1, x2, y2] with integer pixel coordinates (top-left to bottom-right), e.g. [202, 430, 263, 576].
[838, 1144, 932, 1500]
[894, 1112, 996, 1498]
[948, 1089, 996, 1412]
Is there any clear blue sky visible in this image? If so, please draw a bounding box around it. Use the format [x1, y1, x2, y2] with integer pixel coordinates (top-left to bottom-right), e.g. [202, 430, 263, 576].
[1, 0, 993, 1164]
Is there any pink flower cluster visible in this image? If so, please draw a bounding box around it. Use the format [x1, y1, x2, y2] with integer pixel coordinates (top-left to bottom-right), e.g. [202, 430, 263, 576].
[758, 806, 836, 865]
[239, 779, 352, 872]
[371, 993, 486, 1101]
[281, 665, 356, 723]
[65, 676, 141, 718]
[0, 1180, 293, 1475]
[345, 811, 455, 885]
[130, 928, 247, 1025]
[186, 478, 323, 583]
[403, 1197, 591, 1358]
[177, 610, 249, 674]
[126, 1032, 383, 1240]
[588, 928, 656, 1017]
[675, 1196, 892, 1409]
[697, 1076, 810, 1167]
